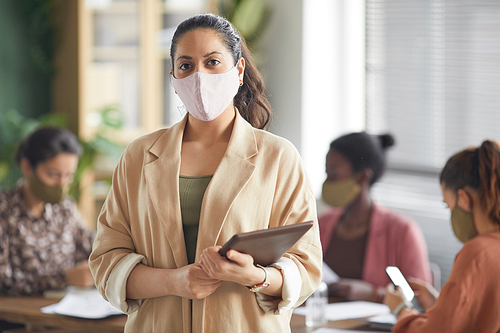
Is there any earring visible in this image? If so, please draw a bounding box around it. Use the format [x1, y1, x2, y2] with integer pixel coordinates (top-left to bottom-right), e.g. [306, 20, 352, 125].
[239, 81, 244, 86]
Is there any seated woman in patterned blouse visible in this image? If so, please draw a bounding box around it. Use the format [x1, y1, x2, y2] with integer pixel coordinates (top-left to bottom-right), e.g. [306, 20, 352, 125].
[0, 126, 95, 296]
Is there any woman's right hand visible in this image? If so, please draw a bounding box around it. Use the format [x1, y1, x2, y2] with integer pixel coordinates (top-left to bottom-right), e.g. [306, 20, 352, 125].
[126, 263, 222, 300]
[170, 263, 223, 299]
[408, 277, 439, 311]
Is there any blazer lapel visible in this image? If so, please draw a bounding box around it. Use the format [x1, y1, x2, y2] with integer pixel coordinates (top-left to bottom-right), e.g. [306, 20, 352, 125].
[143, 113, 258, 267]
[196, 113, 258, 256]
[144, 115, 188, 268]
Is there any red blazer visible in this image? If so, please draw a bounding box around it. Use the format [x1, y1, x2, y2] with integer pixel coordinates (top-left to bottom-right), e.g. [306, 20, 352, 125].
[319, 204, 432, 287]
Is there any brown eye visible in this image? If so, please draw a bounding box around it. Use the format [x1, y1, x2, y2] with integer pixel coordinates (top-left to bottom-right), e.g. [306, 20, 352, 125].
[207, 59, 220, 66]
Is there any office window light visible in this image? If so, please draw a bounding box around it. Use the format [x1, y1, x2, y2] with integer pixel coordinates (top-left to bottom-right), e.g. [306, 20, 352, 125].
[365, 0, 500, 172]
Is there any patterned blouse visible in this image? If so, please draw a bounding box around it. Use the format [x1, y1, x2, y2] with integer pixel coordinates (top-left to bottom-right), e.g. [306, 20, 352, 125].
[0, 184, 94, 296]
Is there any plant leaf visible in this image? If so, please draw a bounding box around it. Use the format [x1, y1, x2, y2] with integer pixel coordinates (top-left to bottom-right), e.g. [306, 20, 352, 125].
[231, 0, 267, 39]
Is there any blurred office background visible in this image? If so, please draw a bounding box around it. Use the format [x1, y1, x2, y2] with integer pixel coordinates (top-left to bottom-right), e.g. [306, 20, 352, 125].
[1, 0, 499, 288]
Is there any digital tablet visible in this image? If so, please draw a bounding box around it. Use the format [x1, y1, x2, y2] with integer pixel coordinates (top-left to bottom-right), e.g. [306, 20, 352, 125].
[218, 221, 314, 266]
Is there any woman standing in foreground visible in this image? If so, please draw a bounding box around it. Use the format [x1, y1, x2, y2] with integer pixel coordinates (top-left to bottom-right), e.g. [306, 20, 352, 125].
[89, 14, 322, 332]
[385, 140, 500, 332]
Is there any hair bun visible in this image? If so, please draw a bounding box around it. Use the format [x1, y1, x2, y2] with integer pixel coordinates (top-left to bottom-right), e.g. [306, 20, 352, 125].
[378, 133, 395, 150]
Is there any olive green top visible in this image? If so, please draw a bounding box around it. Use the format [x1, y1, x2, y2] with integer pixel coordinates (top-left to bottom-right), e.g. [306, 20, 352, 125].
[179, 175, 213, 264]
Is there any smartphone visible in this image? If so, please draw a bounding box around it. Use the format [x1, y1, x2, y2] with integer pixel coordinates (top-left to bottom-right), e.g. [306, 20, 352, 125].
[385, 266, 414, 301]
[386, 266, 423, 312]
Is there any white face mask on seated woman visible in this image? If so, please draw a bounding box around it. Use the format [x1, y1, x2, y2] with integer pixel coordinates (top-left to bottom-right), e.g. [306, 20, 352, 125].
[172, 65, 240, 122]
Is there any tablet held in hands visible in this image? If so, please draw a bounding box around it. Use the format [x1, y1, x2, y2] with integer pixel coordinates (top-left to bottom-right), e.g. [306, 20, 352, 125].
[219, 221, 314, 266]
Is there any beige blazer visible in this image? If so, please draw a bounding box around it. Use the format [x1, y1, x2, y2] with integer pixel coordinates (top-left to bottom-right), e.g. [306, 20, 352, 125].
[90, 112, 322, 333]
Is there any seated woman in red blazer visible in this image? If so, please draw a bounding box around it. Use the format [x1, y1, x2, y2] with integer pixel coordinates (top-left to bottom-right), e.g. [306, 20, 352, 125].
[319, 132, 431, 302]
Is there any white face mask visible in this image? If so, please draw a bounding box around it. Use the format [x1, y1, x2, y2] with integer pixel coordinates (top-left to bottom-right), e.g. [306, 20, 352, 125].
[172, 66, 240, 121]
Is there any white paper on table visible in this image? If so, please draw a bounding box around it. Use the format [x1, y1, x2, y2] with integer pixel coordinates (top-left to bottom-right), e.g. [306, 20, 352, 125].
[294, 301, 390, 321]
[321, 262, 340, 284]
[41, 288, 123, 319]
[366, 313, 397, 325]
[312, 328, 375, 333]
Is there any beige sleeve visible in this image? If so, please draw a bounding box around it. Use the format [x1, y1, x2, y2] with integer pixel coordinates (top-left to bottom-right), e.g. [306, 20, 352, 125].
[104, 253, 148, 314]
[255, 257, 302, 314]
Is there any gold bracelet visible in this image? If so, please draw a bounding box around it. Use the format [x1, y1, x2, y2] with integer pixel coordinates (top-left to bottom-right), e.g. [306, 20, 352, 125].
[248, 264, 270, 293]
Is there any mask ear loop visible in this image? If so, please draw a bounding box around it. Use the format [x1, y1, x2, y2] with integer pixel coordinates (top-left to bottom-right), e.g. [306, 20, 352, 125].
[177, 105, 187, 117]
[169, 70, 188, 118]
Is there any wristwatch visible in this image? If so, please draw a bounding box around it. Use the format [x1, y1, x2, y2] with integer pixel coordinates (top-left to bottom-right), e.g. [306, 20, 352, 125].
[248, 264, 270, 292]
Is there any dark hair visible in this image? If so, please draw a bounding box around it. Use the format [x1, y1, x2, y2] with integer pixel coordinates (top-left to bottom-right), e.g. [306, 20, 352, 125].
[170, 13, 272, 130]
[440, 140, 500, 226]
[329, 132, 395, 185]
[15, 126, 82, 168]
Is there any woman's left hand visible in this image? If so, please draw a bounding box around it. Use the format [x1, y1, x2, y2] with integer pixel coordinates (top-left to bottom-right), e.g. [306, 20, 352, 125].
[199, 246, 265, 288]
[408, 278, 439, 311]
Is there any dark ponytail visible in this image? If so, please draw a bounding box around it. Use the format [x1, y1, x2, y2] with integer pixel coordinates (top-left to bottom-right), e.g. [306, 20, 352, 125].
[440, 140, 500, 226]
[233, 39, 272, 130]
[477, 141, 500, 226]
[170, 13, 272, 130]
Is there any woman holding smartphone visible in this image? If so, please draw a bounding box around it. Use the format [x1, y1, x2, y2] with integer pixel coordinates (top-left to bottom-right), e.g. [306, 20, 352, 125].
[319, 132, 431, 303]
[385, 140, 500, 332]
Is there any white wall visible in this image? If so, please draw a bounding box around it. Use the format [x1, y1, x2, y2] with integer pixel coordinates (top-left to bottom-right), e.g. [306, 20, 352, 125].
[260, 0, 304, 150]
[260, 0, 461, 287]
[262, 0, 366, 197]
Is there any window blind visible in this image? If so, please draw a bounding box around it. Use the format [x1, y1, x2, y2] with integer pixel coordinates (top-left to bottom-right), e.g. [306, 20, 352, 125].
[365, 0, 500, 172]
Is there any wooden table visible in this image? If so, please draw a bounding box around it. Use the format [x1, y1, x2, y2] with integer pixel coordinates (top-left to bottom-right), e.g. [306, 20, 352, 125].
[0, 297, 125, 333]
[290, 310, 379, 332]
[0, 297, 379, 333]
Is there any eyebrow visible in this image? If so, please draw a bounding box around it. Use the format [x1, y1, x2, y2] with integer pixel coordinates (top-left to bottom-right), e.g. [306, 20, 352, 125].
[203, 51, 224, 57]
[175, 51, 225, 63]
